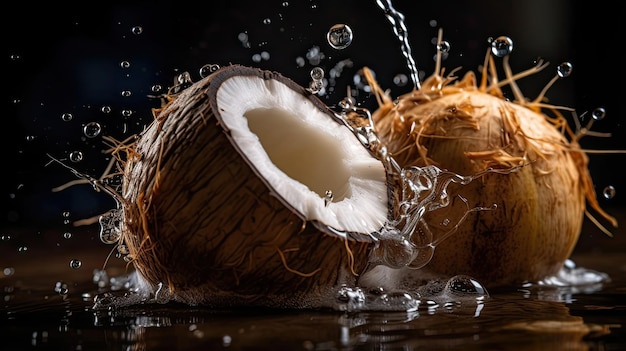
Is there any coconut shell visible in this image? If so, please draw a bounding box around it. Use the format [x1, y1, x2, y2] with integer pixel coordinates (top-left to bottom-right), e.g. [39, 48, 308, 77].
[370, 72, 592, 287]
[120, 65, 378, 306]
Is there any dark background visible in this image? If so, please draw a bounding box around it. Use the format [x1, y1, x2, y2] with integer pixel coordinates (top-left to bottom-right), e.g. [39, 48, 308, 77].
[3, 0, 624, 237]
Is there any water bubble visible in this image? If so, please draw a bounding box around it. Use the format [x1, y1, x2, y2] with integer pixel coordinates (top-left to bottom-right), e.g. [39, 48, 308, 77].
[151, 84, 163, 93]
[63, 232, 72, 239]
[603, 185, 616, 199]
[556, 61, 573, 78]
[262, 18, 271, 25]
[18, 246, 28, 253]
[327, 24, 353, 50]
[131, 26, 143, 35]
[100, 105, 111, 114]
[591, 107, 606, 120]
[121, 90, 132, 97]
[69, 259, 82, 269]
[83, 122, 102, 138]
[490, 36, 513, 57]
[61, 113, 73, 122]
[69, 151, 83, 163]
[1, 235, 11, 241]
[120, 61, 130, 69]
[282, 1, 289, 7]
[121, 109, 133, 117]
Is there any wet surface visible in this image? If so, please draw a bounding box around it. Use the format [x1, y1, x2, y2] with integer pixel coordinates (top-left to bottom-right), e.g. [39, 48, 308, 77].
[2, 207, 625, 350]
[3, 1, 625, 350]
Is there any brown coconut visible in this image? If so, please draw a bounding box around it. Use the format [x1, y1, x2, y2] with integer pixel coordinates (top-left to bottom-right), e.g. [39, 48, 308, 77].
[365, 37, 618, 287]
[115, 65, 392, 307]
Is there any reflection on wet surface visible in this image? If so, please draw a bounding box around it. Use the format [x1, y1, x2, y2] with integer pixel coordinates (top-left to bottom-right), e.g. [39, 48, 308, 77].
[2, 212, 625, 351]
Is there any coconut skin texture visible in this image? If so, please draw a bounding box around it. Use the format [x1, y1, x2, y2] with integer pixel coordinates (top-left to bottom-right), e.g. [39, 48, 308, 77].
[367, 65, 617, 288]
[118, 65, 390, 306]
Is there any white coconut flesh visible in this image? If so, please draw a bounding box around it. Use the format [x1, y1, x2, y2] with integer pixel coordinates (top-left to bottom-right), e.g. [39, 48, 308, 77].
[214, 74, 389, 237]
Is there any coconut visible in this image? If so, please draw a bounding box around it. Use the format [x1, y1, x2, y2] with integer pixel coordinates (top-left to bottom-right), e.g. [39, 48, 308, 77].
[114, 65, 391, 306]
[365, 31, 618, 287]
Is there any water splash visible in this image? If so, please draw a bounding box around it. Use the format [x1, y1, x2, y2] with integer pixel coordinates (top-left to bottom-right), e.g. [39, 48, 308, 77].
[335, 95, 514, 273]
[375, 0, 420, 90]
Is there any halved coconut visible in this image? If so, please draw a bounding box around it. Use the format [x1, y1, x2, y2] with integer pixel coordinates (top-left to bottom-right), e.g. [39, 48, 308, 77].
[119, 65, 390, 306]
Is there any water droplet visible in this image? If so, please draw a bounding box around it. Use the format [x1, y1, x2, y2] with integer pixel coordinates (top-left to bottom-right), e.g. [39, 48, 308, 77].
[1, 235, 11, 241]
[83, 121, 102, 138]
[437, 40, 450, 53]
[324, 190, 334, 207]
[556, 61, 573, 78]
[3, 267, 15, 276]
[238, 32, 248, 43]
[445, 275, 488, 296]
[101, 105, 111, 114]
[490, 36, 513, 57]
[222, 335, 232, 347]
[262, 18, 271, 25]
[121, 90, 132, 97]
[282, 1, 289, 7]
[117, 244, 129, 255]
[327, 24, 353, 50]
[310, 67, 324, 80]
[199, 64, 220, 78]
[69, 151, 83, 163]
[131, 26, 143, 35]
[54, 281, 69, 295]
[18, 246, 28, 253]
[121, 109, 133, 117]
[151, 85, 163, 93]
[603, 185, 616, 199]
[99, 210, 122, 244]
[120, 61, 130, 69]
[63, 232, 72, 239]
[591, 107, 606, 120]
[392, 73, 408, 87]
[61, 113, 73, 122]
[69, 259, 82, 269]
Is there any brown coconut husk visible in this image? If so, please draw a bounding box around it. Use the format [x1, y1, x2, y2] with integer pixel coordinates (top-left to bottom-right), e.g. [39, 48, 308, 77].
[364, 31, 618, 287]
[114, 65, 384, 305]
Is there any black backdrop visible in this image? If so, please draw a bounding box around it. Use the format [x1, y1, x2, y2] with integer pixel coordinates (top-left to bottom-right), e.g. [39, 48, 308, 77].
[3, 0, 623, 231]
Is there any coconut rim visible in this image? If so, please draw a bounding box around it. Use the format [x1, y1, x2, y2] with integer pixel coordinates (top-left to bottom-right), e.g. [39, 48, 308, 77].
[206, 65, 390, 240]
